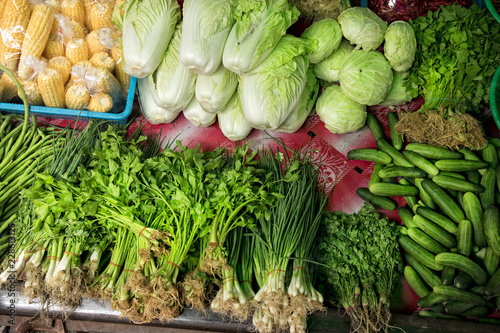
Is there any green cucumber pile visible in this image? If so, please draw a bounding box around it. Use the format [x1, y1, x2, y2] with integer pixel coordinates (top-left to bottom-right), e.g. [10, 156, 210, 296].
[348, 112, 500, 322]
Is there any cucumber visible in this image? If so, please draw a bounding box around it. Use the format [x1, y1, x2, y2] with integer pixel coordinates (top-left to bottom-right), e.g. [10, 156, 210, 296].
[462, 192, 488, 248]
[478, 317, 500, 324]
[433, 285, 486, 306]
[435, 160, 489, 172]
[489, 138, 500, 148]
[459, 149, 486, 176]
[398, 206, 416, 228]
[470, 285, 487, 296]
[441, 266, 456, 286]
[428, 303, 445, 313]
[402, 150, 440, 176]
[404, 265, 431, 298]
[369, 182, 418, 197]
[376, 139, 413, 168]
[482, 144, 498, 169]
[399, 178, 418, 209]
[460, 306, 490, 317]
[467, 171, 482, 185]
[432, 175, 486, 193]
[485, 268, 500, 297]
[387, 112, 403, 150]
[381, 176, 396, 183]
[357, 188, 397, 211]
[484, 247, 500, 276]
[480, 169, 496, 209]
[457, 220, 473, 257]
[369, 163, 383, 187]
[407, 227, 448, 254]
[421, 179, 465, 223]
[472, 247, 487, 262]
[379, 166, 426, 179]
[437, 171, 467, 180]
[435, 253, 488, 285]
[444, 300, 475, 315]
[454, 272, 473, 290]
[418, 310, 460, 320]
[348, 149, 392, 165]
[366, 113, 385, 141]
[417, 291, 448, 308]
[404, 253, 442, 287]
[405, 143, 463, 160]
[495, 165, 500, 193]
[415, 178, 438, 210]
[400, 235, 443, 271]
[415, 206, 458, 234]
[496, 189, 500, 206]
[483, 206, 500, 256]
[413, 215, 456, 249]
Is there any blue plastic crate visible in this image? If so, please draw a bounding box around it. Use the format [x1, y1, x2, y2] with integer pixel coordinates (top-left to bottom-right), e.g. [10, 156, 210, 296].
[0, 77, 137, 125]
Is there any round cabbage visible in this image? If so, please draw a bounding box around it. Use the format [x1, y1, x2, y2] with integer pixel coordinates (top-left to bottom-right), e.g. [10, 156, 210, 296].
[316, 85, 367, 134]
[313, 40, 354, 83]
[380, 71, 413, 107]
[338, 7, 387, 51]
[384, 21, 417, 72]
[339, 50, 393, 106]
[301, 18, 343, 64]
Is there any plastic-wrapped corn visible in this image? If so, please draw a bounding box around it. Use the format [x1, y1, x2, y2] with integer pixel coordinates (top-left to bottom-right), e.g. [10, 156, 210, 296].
[37, 68, 65, 108]
[87, 91, 112, 112]
[89, 51, 115, 72]
[85, 28, 113, 57]
[48, 56, 72, 84]
[66, 38, 89, 65]
[110, 43, 130, 98]
[61, 0, 85, 27]
[19, 79, 43, 106]
[43, 33, 65, 59]
[46, 0, 62, 12]
[0, 0, 31, 71]
[51, 14, 85, 43]
[0, 73, 18, 102]
[65, 82, 90, 110]
[87, 0, 114, 31]
[18, 3, 55, 80]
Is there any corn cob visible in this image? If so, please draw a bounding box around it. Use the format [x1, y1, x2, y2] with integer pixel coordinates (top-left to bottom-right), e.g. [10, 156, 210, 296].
[19, 79, 43, 106]
[46, 0, 62, 12]
[0, 0, 7, 53]
[66, 60, 93, 86]
[85, 29, 111, 57]
[48, 56, 72, 84]
[65, 82, 89, 110]
[51, 15, 85, 43]
[0, 72, 19, 102]
[18, 4, 56, 80]
[61, 0, 85, 27]
[82, 0, 92, 31]
[43, 34, 65, 59]
[89, 52, 115, 72]
[87, 0, 114, 31]
[87, 92, 112, 112]
[0, 0, 32, 71]
[37, 68, 65, 108]
[110, 43, 130, 98]
[66, 38, 89, 66]
[88, 67, 121, 101]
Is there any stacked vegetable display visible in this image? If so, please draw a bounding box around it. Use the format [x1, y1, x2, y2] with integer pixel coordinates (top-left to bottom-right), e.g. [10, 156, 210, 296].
[349, 112, 500, 323]
[0, 0, 131, 113]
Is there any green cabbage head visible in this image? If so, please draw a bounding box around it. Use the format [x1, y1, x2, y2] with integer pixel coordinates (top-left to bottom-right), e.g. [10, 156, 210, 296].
[314, 40, 354, 83]
[338, 7, 387, 51]
[339, 50, 393, 106]
[380, 71, 415, 107]
[301, 18, 343, 64]
[316, 85, 367, 134]
[384, 21, 417, 72]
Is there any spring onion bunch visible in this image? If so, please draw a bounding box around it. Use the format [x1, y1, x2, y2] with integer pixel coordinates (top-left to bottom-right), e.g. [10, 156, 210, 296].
[319, 204, 402, 333]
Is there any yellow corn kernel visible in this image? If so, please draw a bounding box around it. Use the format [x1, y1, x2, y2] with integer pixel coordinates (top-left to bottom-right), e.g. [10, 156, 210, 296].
[82, 0, 92, 31]
[85, 30, 107, 57]
[19, 79, 43, 106]
[66, 60, 92, 86]
[43, 33, 65, 60]
[89, 67, 121, 99]
[65, 38, 89, 66]
[46, 0, 62, 12]
[37, 68, 65, 108]
[0, 72, 19, 102]
[89, 52, 115, 72]
[47, 56, 72, 84]
[18, 4, 56, 81]
[87, 92, 112, 112]
[0, 0, 32, 72]
[65, 82, 89, 110]
[51, 15, 85, 42]
[87, 1, 114, 31]
[61, 0, 85, 27]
